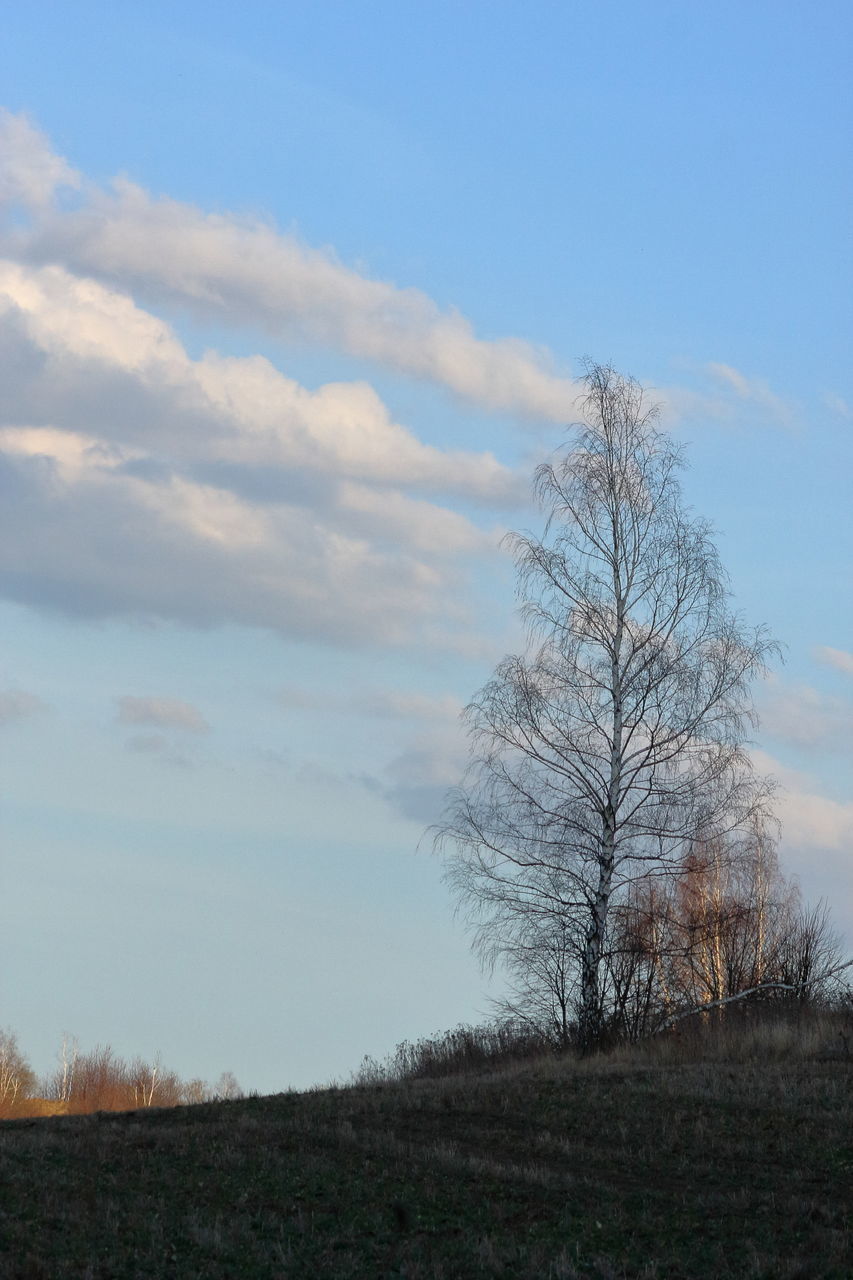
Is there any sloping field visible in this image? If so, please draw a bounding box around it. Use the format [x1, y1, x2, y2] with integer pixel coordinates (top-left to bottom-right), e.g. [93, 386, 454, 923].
[0, 1056, 850, 1278]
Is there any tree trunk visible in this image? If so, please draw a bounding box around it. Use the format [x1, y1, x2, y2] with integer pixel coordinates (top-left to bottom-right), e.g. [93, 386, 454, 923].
[579, 561, 624, 1052]
[579, 815, 615, 1051]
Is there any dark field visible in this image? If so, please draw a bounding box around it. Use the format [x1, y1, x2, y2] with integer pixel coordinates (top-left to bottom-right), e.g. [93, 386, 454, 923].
[0, 1048, 850, 1279]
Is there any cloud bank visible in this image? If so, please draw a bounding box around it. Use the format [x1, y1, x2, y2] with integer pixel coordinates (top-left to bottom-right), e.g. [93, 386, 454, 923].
[0, 110, 579, 422]
[0, 204, 520, 647]
[0, 111, 562, 649]
[0, 111, 803, 652]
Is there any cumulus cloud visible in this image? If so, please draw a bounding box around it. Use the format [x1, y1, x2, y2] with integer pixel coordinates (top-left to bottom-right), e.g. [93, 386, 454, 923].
[117, 696, 211, 733]
[0, 421, 489, 647]
[0, 260, 519, 504]
[0, 110, 579, 421]
[0, 257, 516, 648]
[814, 646, 853, 676]
[0, 689, 45, 724]
[0, 114, 533, 651]
[0, 112, 80, 209]
[778, 788, 853, 853]
[752, 749, 853, 852]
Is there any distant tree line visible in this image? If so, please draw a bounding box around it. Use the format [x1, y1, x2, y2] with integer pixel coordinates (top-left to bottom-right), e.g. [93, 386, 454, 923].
[0, 1031, 242, 1120]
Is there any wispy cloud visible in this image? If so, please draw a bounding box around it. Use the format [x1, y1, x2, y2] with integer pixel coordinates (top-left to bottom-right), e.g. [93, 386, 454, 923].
[658, 362, 798, 433]
[117, 696, 210, 733]
[0, 689, 45, 724]
[814, 646, 853, 676]
[758, 678, 853, 752]
[822, 392, 851, 419]
[362, 722, 469, 824]
[705, 362, 795, 424]
[381, 745, 465, 824]
[779, 788, 853, 852]
[276, 686, 462, 723]
[352, 690, 462, 722]
[0, 110, 579, 421]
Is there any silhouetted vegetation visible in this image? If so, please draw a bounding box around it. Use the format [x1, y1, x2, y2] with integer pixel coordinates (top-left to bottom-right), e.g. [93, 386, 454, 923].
[490, 831, 850, 1049]
[1, 1014, 850, 1278]
[354, 1021, 554, 1084]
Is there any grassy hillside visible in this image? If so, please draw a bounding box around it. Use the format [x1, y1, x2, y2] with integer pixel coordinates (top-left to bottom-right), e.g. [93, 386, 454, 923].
[0, 1035, 850, 1278]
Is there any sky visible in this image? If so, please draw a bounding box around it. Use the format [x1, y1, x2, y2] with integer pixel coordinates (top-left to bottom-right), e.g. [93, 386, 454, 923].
[0, 1, 851, 1094]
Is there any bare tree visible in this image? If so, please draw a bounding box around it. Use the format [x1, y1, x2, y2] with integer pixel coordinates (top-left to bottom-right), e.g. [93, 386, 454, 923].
[39, 1037, 188, 1113]
[182, 1078, 211, 1104]
[599, 819, 850, 1038]
[40, 1032, 79, 1105]
[0, 1029, 36, 1116]
[491, 914, 579, 1047]
[774, 899, 848, 1002]
[440, 364, 776, 1050]
[213, 1071, 243, 1100]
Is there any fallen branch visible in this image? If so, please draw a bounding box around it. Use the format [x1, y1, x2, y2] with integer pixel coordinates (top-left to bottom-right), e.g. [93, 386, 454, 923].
[653, 959, 853, 1034]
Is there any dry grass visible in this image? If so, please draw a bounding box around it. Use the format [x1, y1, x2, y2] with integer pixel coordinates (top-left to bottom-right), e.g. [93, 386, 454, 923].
[603, 1005, 852, 1067]
[0, 1018, 850, 1278]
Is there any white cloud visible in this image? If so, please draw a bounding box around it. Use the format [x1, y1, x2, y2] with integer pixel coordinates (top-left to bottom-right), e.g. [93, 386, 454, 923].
[0, 260, 516, 649]
[752, 749, 853, 852]
[705, 362, 794, 423]
[0, 111, 79, 209]
[117, 696, 210, 733]
[14, 426, 492, 644]
[757, 678, 853, 752]
[749, 748, 853, 945]
[0, 689, 45, 724]
[778, 789, 853, 852]
[657, 363, 797, 433]
[337, 483, 498, 555]
[0, 111, 579, 421]
[0, 260, 519, 503]
[814, 646, 853, 676]
[0, 426, 478, 646]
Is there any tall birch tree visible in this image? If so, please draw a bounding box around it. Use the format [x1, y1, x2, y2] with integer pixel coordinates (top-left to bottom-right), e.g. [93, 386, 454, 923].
[440, 364, 776, 1049]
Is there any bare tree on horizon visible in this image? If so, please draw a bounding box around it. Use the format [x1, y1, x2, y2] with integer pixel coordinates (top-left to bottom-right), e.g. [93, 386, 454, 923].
[438, 363, 777, 1050]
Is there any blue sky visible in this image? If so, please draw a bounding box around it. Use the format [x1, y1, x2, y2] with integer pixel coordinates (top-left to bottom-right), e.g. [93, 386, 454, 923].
[0, 2, 850, 1092]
